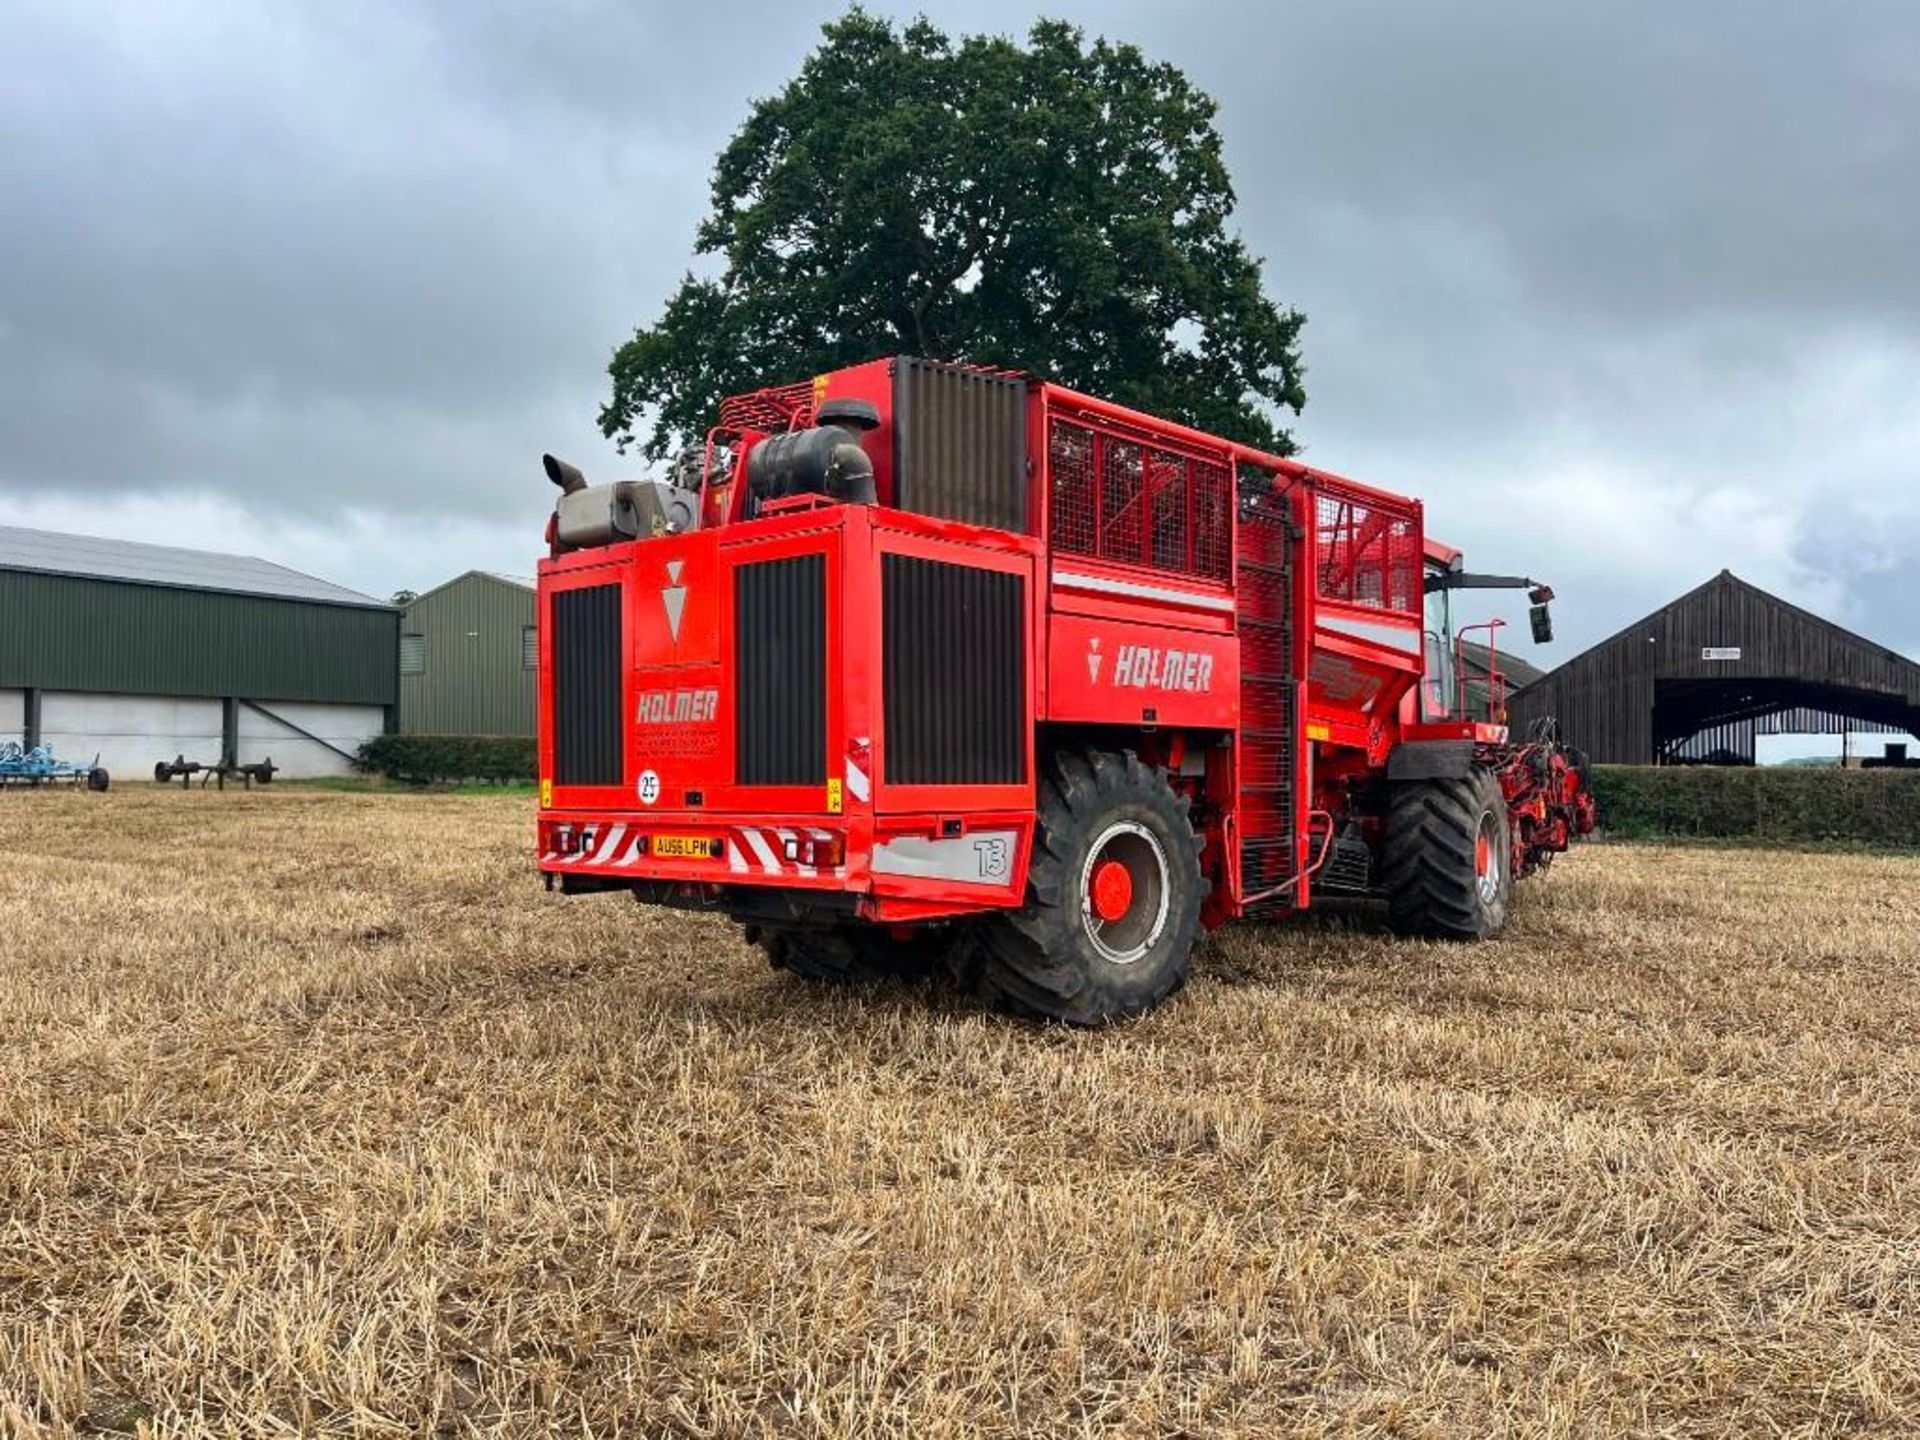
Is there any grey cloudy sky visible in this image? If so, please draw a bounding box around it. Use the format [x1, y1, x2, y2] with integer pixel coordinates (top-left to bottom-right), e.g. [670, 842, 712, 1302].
[3, 0, 1917, 667]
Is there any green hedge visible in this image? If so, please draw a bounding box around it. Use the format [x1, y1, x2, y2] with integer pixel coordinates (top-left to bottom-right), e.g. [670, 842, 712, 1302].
[355, 734, 536, 785]
[1592, 765, 1920, 846]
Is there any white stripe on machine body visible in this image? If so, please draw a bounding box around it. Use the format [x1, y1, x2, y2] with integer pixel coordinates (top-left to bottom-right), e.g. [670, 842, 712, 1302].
[845, 756, 871, 802]
[739, 827, 781, 875]
[1053, 569, 1235, 612]
[1316, 613, 1422, 654]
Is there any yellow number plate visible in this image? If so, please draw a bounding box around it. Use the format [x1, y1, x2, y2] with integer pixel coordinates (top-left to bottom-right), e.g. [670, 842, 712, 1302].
[650, 835, 724, 860]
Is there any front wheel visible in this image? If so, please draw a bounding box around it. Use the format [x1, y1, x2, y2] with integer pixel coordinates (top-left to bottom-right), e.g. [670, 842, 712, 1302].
[1381, 767, 1512, 939]
[971, 749, 1206, 1024]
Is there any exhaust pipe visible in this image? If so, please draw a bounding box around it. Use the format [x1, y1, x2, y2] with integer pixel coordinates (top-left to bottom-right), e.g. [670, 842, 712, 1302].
[543, 453, 588, 495]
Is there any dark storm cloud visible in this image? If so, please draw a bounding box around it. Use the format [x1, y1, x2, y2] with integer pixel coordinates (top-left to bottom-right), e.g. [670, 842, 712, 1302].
[1, 0, 1915, 649]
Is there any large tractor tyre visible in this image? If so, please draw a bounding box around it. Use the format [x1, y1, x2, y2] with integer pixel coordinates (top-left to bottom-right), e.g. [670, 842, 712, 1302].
[746, 924, 957, 986]
[746, 926, 867, 985]
[847, 925, 967, 984]
[1381, 766, 1513, 940]
[973, 749, 1206, 1025]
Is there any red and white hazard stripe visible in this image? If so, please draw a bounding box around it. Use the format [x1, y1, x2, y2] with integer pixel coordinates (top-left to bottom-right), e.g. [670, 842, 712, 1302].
[544, 824, 841, 878]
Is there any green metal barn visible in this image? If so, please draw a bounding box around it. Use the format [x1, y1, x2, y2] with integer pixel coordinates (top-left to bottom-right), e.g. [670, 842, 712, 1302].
[0, 525, 397, 778]
[398, 571, 536, 737]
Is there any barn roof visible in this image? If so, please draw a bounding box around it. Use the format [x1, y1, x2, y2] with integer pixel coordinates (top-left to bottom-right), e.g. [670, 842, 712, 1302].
[0, 525, 388, 609]
[403, 570, 536, 608]
[1458, 639, 1546, 689]
[1508, 570, 1920, 762]
[1514, 570, 1920, 695]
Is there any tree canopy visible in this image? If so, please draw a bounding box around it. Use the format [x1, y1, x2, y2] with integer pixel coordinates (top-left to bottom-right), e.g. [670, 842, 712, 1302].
[602, 10, 1305, 460]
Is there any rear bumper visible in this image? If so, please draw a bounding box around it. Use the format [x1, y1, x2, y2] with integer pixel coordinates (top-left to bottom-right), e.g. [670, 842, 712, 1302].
[537, 808, 1035, 922]
[538, 813, 848, 889]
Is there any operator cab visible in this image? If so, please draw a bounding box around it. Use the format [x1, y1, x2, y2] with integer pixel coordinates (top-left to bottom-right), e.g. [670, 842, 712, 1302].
[1417, 539, 1555, 726]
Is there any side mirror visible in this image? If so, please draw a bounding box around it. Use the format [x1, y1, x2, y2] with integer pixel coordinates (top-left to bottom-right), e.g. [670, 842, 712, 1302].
[1529, 601, 1554, 644]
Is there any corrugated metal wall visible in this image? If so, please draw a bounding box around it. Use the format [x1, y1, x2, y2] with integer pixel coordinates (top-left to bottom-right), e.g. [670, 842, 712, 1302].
[0, 570, 396, 705]
[1509, 571, 1920, 762]
[399, 573, 536, 736]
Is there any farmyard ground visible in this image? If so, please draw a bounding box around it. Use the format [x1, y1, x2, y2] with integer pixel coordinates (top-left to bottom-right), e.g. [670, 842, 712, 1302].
[2, 788, 1915, 1436]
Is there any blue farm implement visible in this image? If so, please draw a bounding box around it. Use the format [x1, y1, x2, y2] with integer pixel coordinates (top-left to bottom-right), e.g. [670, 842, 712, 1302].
[0, 742, 109, 791]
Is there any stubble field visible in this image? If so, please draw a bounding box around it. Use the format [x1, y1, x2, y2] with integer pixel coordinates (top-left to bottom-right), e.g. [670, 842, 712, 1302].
[1, 788, 1916, 1437]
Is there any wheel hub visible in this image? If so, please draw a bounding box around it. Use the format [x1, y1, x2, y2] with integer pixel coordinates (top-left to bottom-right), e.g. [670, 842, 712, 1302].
[1079, 821, 1171, 965]
[1090, 858, 1134, 922]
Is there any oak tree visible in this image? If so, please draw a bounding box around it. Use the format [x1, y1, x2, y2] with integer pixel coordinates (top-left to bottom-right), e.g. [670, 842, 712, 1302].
[603, 11, 1304, 459]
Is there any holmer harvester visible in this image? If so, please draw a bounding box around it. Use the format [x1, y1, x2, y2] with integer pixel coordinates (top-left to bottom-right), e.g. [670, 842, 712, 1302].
[535, 357, 1594, 1022]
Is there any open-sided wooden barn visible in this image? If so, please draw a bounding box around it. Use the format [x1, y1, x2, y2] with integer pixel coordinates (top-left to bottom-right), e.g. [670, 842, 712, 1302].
[1508, 570, 1920, 764]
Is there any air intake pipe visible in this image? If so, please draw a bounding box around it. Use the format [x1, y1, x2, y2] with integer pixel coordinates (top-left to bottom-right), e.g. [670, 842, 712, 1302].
[745, 398, 880, 506]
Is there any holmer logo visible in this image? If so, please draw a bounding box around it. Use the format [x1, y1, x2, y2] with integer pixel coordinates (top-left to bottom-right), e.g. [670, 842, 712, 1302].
[1095, 642, 1215, 694]
[661, 560, 688, 642]
[637, 688, 719, 724]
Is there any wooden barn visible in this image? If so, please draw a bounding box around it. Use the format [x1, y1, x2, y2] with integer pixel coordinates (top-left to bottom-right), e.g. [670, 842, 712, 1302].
[1508, 570, 1920, 764]
[1460, 639, 1545, 721]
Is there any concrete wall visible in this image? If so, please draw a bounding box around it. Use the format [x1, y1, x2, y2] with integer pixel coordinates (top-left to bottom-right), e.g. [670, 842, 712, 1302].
[0, 688, 21, 748]
[34, 692, 383, 780]
[40, 693, 222, 776]
[239, 701, 386, 779]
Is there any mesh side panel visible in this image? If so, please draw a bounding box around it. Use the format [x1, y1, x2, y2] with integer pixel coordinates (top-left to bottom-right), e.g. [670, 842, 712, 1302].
[1190, 459, 1232, 581]
[734, 555, 826, 785]
[717, 381, 815, 433]
[1047, 415, 1234, 584]
[1099, 440, 1143, 562]
[551, 584, 623, 787]
[1314, 489, 1422, 614]
[1048, 420, 1098, 558]
[1148, 449, 1188, 571]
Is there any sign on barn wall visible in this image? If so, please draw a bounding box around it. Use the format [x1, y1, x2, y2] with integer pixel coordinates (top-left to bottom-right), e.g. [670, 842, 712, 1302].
[1701, 646, 1742, 661]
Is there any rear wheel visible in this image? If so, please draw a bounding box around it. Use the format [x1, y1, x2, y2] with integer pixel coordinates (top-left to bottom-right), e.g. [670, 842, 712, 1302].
[1381, 767, 1512, 939]
[747, 926, 865, 985]
[747, 923, 956, 985]
[971, 749, 1205, 1024]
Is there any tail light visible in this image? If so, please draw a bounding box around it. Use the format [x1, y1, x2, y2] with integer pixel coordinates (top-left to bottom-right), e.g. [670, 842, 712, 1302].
[550, 824, 595, 856]
[780, 832, 845, 868]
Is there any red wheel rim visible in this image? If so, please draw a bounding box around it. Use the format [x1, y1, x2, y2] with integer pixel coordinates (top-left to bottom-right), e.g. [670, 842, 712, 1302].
[1474, 813, 1502, 903]
[1090, 858, 1134, 923]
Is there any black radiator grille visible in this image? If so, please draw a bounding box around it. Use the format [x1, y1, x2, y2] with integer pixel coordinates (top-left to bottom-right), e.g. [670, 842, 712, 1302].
[551, 583, 623, 787]
[735, 554, 827, 786]
[882, 555, 1026, 785]
[891, 358, 1029, 532]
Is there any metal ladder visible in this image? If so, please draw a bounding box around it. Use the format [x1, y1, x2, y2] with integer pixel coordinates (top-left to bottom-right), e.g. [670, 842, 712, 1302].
[1235, 480, 1298, 911]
